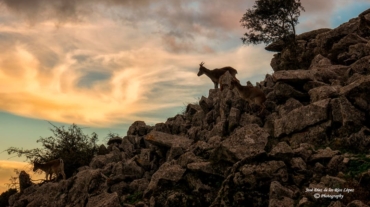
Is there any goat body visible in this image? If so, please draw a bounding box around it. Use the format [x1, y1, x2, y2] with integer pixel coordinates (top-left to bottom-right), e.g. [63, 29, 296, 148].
[230, 78, 266, 114]
[197, 62, 238, 89]
[33, 159, 66, 180]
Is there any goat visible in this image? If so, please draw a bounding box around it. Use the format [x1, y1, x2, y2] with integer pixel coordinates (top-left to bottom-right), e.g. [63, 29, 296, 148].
[230, 77, 266, 114]
[33, 159, 66, 181]
[197, 62, 238, 89]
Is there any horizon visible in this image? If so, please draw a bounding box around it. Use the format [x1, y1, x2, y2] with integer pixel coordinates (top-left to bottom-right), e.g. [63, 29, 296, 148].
[1, 0, 370, 194]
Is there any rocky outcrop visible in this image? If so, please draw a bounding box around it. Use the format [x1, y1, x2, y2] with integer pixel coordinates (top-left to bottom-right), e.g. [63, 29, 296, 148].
[9, 9, 370, 207]
[268, 9, 370, 71]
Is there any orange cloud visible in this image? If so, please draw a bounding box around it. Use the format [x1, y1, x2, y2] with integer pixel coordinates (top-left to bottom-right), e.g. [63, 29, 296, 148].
[0, 3, 273, 127]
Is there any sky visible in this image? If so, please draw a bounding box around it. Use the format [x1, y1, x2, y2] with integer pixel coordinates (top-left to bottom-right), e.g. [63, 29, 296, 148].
[1, 0, 370, 194]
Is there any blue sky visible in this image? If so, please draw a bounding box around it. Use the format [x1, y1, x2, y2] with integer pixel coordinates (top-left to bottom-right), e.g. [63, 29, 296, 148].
[0, 0, 369, 193]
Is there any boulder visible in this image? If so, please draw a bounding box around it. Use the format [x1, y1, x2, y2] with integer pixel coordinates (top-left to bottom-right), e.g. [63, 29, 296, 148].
[293, 143, 314, 162]
[145, 131, 192, 150]
[211, 160, 288, 207]
[297, 28, 332, 41]
[349, 55, 370, 75]
[144, 162, 186, 197]
[97, 144, 109, 155]
[288, 121, 331, 148]
[228, 107, 241, 132]
[309, 147, 340, 162]
[187, 161, 224, 177]
[219, 71, 235, 91]
[308, 85, 340, 102]
[153, 123, 171, 134]
[165, 114, 187, 135]
[19, 171, 33, 193]
[331, 96, 365, 137]
[290, 157, 307, 172]
[273, 82, 309, 101]
[268, 142, 293, 161]
[239, 113, 263, 127]
[344, 127, 370, 153]
[272, 70, 316, 83]
[90, 147, 123, 169]
[127, 121, 152, 136]
[268, 181, 295, 207]
[327, 155, 345, 175]
[199, 96, 210, 114]
[328, 201, 345, 207]
[86, 192, 121, 207]
[276, 98, 303, 116]
[315, 17, 359, 58]
[331, 33, 369, 62]
[303, 81, 328, 91]
[346, 200, 370, 207]
[340, 68, 370, 113]
[309, 54, 331, 69]
[107, 136, 123, 146]
[265, 39, 285, 52]
[274, 99, 330, 137]
[211, 124, 269, 163]
[209, 120, 227, 137]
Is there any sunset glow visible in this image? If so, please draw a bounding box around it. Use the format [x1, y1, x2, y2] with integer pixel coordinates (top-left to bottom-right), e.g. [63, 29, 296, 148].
[1, 0, 370, 194]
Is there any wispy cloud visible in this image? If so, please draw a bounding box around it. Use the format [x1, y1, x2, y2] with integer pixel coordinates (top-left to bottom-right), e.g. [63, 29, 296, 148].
[0, 1, 273, 127]
[0, 0, 366, 127]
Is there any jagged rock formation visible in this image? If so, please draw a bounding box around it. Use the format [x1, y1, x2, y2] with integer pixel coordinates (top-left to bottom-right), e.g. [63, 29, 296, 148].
[8, 9, 370, 207]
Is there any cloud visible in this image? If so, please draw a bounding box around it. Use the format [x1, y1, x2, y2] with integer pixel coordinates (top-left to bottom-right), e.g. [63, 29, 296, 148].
[0, 0, 152, 24]
[298, 0, 368, 32]
[0, 17, 272, 126]
[0, 0, 367, 128]
[0, 0, 276, 127]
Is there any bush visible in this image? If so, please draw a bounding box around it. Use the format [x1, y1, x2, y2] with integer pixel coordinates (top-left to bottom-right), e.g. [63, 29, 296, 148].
[6, 123, 98, 179]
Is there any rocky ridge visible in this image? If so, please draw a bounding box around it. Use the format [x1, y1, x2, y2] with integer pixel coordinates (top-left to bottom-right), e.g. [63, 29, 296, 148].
[8, 8, 370, 207]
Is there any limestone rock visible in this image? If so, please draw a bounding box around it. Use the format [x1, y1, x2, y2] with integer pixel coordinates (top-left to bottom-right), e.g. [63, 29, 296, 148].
[309, 147, 340, 162]
[331, 96, 365, 137]
[86, 192, 121, 207]
[144, 162, 186, 197]
[269, 181, 295, 207]
[127, 121, 152, 136]
[269, 142, 293, 161]
[309, 54, 331, 69]
[297, 28, 332, 41]
[290, 157, 307, 172]
[145, 131, 192, 150]
[273, 82, 309, 101]
[211, 124, 269, 163]
[344, 127, 370, 153]
[308, 85, 340, 102]
[272, 70, 316, 83]
[274, 99, 330, 137]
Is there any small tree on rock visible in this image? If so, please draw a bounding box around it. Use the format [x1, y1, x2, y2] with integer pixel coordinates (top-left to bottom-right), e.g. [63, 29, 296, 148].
[6, 123, 98, 179]
[240, 0, 304, 45]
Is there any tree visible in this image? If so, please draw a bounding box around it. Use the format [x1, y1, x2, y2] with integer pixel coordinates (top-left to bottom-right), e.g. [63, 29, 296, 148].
[6, 123, 98, 179]
[240, 0, 304, 45]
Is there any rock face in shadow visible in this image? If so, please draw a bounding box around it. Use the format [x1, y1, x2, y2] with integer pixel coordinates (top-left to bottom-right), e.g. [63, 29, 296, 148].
[9, 9, 370, 207]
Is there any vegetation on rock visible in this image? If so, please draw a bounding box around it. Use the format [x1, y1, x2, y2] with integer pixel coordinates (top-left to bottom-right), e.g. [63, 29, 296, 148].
[6, 123, 98, 179]
[240, 0, 304, 45]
